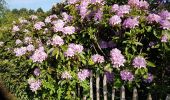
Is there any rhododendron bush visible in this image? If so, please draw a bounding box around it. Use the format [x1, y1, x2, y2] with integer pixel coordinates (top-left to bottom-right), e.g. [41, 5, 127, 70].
[0, 0, 170, 99]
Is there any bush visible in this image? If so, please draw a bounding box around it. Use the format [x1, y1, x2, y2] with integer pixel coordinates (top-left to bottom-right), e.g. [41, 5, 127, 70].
[0, 0, 170, 99]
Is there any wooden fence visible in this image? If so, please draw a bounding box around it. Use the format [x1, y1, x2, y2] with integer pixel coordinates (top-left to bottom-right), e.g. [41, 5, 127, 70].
[79, 72, 170, 100]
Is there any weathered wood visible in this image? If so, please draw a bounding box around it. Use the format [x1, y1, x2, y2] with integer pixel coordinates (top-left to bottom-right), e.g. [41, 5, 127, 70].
[103, 74, 107, 100]
[83, 96, 87, 100]
[166, 94, 170, 100]
[132, 87, 138, 100]
[112, 88, 115, 100]
[90, 71, 93, 100]
[147, 93, 152, 100]
[96, 73, 100, 100]
[120, 86, 125, 100]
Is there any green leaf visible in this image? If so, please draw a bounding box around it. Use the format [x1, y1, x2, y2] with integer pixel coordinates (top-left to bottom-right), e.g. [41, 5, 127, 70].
[147, 61, 156, 67]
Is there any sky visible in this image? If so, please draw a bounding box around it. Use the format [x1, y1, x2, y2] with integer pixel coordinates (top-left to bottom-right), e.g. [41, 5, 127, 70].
[6, 0, 62, 11]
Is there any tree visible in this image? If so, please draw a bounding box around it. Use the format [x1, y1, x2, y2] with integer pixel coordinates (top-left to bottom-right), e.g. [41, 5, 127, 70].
[36, 8, 44, 13]
[0, 0, 7, 17]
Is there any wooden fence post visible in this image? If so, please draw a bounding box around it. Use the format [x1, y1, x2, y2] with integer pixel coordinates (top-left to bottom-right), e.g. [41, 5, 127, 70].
[90, 71, 93, 100]
[103, 74, 107, 100]
[96, 73, 100, 100]
[132, 87, 138, 100]
[147, 93, 152, 100]
[112, 88, 115, 100]
[120, 86, 125, 100]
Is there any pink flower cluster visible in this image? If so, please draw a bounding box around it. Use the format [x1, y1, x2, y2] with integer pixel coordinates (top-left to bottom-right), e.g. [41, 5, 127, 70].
[147, 14, 161, 23]
[109, 15, 122, 26]
[28, 78, 41, 92]
[64, 43, 84, 57]
[78, 69, 90, 81]
[15, 39, 23, 45]
[62, 26, 75, 35]
[161, 34, 168, 43]
[99, 41, 116, 48]
[120, 70, 134, 81]
[132, 56, 146, 68]
[30, 47, 47, 63]
[14, 47, 27, 56]
[123, 17, 139, 28]
[45, 14, 58, 23]
[12, 25, 20, 32]
[51, 35, 64, 46]
[91, 54, 105, 63]
[61, 71, 72, 79]
[111, 4, 131, 17]
[53, 19, 65, 32]
[110, 48, 126, 68]
[30, 15, 38, 20]
[61, 12, 73, 22]
[24, 37, 32, 44]
[128, 0, 149, 9]
[27, 44, 35, 51]
[34, 22, 45, 30]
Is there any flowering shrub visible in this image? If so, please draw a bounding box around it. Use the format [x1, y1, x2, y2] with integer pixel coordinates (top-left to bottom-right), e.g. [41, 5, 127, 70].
[0, 0, 170, 99]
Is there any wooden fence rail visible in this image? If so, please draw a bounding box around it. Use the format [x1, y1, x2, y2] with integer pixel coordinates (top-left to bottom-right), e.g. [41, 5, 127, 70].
[80, 72, 170, 100]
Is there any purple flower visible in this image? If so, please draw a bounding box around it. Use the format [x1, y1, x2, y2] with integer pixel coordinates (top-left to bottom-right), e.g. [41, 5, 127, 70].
[64, 43, 83, 57]
[99, 41, 108, 49]
[24, 37, 32, 44]
[61, 71, 72, 79]
[94, 9, 103, 21]
[159, 10, 170, 20]
[30, 47, 47, 63]
[128, 0, 139, 7]
[34, 22, 45, 30]
[109, 15, 122, 26]
[28, 79, 41, 92]
[19, 18, 29, 24]
[34, 68, 40, 76]
[123, 17, 139, 28]
[108, 41, 116, 48]
[30, 15, 38, 20]
[110, 48, 126, 68]
[120, 70, 134, 81]
[62, 12, 73, 22]
[144, 73, 153, 83]
[12, 25, 20, 32]
[50, 14, 58, 19]
[138, 1, 149, 9]
[45, 16, 51, 23]
[14, 47, 27, 56]
[62, 26, 75, 35]
[78, 69, 90, 81]
[111, 4, 119, 12]
[68, 43, 84, 53]
[15, 39, 23, 45]
[132, 56, 146, 68]
[27, 44, 35, 51]
[91, 0, 104, 4]
[91, 54, 105, 63]
[159, 20, 170, 29]
[161, 34, 168, 42]
[51, 35, 64, 46]
[53, 19, 65, 32]
[116, 5, 131, 17]
[64, 48, 75, 57]
[149, 41, 156, 47]
[105, 72, 114, 82]
[147, 14, 161, 23]
[79, 0, 89, 19]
